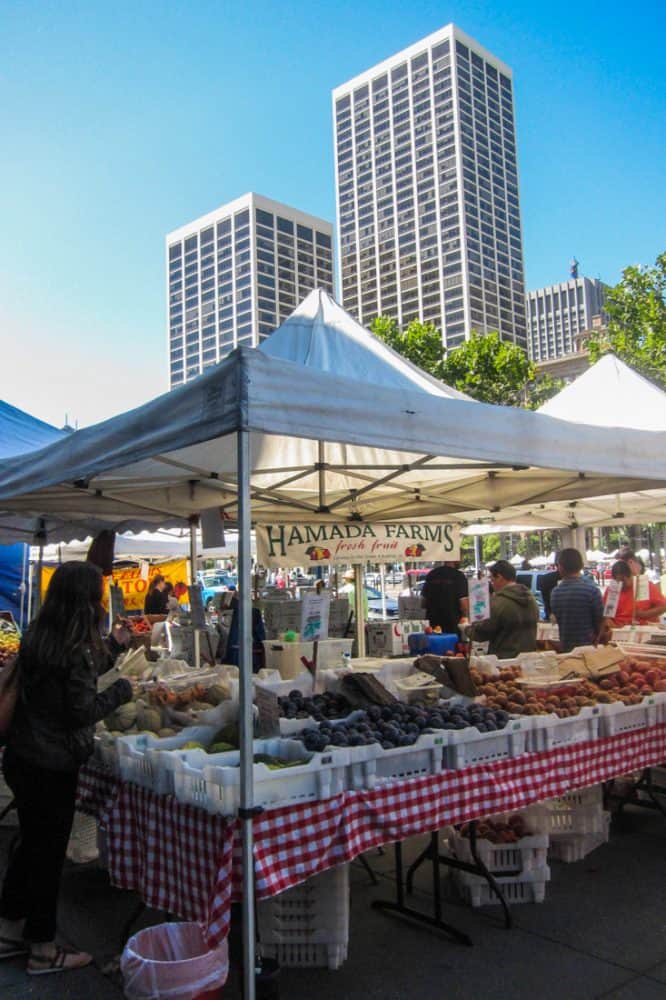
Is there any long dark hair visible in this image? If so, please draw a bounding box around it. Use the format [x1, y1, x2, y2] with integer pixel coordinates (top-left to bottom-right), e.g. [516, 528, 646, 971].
[22, 561, 105, 672]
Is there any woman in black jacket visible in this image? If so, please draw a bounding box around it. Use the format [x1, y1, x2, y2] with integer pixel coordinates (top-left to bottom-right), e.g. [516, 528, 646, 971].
[0, 561, 133, 975]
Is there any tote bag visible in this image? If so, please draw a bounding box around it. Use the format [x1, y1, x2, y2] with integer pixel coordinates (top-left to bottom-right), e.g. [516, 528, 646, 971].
[0, 656, 20, 741]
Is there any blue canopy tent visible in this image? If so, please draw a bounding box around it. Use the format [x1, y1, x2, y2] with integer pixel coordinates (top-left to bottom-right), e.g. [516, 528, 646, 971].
[0, 401, 66, 623]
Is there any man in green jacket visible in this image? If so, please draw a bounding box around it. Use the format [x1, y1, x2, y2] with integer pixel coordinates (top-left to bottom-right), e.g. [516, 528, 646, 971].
[473, 560, 539, 659]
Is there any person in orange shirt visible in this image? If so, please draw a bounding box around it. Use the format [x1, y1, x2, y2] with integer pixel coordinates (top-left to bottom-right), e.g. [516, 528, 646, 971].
[604, 559, 666, 625]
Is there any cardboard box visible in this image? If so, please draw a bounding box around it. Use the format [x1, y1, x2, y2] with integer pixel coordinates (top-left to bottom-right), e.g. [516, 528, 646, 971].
[398, 596, 426, 620]
[399, 619, 430, 655]
[366, 621, 404, 657]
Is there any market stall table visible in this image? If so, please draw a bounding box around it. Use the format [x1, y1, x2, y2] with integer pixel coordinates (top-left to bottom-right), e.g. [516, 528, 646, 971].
[76, 721, 666, 952]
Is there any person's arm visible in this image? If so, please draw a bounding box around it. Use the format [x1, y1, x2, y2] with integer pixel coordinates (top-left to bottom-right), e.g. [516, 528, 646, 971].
[635, 583, 666, 620]
[64, 649, 133, 729]
[469, 597, 500, 641]
[459, 596, 470, 618]
[590, 587, 605, 639]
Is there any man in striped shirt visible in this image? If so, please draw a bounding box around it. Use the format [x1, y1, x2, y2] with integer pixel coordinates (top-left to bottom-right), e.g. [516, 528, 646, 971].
[551, 548, 608, 652]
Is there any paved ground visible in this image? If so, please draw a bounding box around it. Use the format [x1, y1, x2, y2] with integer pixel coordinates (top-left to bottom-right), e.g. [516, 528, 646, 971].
[0, 803, 664, 999]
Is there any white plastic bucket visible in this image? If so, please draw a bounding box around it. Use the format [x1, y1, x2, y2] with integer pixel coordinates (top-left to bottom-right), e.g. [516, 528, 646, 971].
[121, 922, 228, 1000]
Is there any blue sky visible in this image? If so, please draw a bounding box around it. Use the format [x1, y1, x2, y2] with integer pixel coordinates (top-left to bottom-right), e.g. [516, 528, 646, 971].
[1, 0, 664, 427]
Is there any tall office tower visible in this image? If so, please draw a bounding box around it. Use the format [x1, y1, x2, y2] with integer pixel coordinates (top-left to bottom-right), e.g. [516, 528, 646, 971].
[166, 193, 334, 387]
[526, 276, 607, 361]
[333, 24, 527, 350]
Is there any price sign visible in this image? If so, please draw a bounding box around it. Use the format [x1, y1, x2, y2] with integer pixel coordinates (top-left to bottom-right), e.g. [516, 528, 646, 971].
[469, 578, 491, 622]
[188, 584, 207, 629]
[604, 579, 622, 618]
[254, 685, 281, 738]
[300, 592, 330, 641]
[635, 574, 649, 602]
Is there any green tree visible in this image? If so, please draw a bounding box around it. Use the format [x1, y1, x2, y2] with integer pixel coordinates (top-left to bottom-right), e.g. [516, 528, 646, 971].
[371, 317, 560, 407]
[370, 316, 446, 376]
[440, 331, 562, 408]
[587, 251, 666, 387]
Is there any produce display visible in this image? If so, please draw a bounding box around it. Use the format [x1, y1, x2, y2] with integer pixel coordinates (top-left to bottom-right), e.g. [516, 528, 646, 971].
[129, 617, 152, 635]
[0, 619, 20, 667]
[459, 813, 532, 843]
[101, 681, 231, 736]
[278, 690, 353, 721]
[472, 656, 666, 718]
[297, 701, 510, 754]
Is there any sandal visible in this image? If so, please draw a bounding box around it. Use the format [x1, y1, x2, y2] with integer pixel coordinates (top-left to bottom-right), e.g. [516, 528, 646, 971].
[0, 934, 28, 959]
[27, 945, 93, 975]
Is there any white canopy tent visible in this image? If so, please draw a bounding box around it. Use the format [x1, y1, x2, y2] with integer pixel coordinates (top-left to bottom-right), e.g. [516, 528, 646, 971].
[468, 354, 666, 530]
[3, 304, 666, 997]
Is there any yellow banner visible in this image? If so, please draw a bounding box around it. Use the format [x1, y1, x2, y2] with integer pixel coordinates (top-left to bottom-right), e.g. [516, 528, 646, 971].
[41, 558, 190, 612]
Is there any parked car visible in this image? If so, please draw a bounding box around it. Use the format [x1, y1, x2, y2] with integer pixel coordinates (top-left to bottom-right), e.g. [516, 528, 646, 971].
[514, 570, 549, 621]
[197, 570, 238, 610]
[365, 586, 399, 620]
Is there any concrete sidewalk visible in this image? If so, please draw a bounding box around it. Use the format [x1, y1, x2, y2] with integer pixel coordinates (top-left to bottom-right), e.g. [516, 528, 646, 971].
[0, 804, 664, 999]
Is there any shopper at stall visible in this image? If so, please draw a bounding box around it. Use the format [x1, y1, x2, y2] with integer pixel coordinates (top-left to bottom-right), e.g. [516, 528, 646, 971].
[163, 581, 180, 613]
[604, 556, 666, 625]
[471, 560, 539, 658]
[143, 573, 168, 615]
[421, 561, 469, 633]
[550, 548, 608, 652]
[340, 569, 369, 618]
[0, 561, 134, 974]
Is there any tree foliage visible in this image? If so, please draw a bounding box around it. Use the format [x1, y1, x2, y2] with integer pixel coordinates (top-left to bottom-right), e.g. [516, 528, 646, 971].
[587, 251, 666, 388]
[370, 317, 560, 408]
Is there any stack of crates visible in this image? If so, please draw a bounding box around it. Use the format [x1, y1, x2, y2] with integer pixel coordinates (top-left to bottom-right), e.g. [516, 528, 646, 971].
[545, 785, 611, 863]
[451, 807, 551, 906]
[257, 863, 349, 969]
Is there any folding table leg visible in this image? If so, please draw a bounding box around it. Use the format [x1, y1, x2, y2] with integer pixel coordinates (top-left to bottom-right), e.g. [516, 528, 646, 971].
[371, 840, 473, 946]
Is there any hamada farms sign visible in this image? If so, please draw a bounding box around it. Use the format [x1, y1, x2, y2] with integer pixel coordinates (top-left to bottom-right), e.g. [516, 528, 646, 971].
[256, 522, 460, 568]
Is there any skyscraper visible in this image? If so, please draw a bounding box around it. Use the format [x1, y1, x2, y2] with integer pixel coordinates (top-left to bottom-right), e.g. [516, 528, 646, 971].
[166, 193, 334, 387]
[333, 24, 527, 350]
[526, 276, 607, 361]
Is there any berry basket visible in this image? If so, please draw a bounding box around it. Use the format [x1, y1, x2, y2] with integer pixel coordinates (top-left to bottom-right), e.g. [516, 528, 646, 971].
[598, 696, 660, 738]
[443, 718, 527, 770]
[454, 865, 550, 907]
[257, 863, 349, 969]
[549, 810, 611, 863]
[526, 706, 601, 753]
[172, 739, 349, 816]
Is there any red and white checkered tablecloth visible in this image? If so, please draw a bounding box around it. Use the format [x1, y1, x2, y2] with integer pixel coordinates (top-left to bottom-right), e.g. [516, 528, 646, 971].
[78, 723, 666, 948]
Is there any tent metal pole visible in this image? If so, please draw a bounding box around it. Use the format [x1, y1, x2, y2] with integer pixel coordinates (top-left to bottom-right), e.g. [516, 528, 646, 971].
[188, 516, 198, 584]
[317, 441, 326, 510]
[237, 429, 256, 1000]
[353, 564, 366, 657]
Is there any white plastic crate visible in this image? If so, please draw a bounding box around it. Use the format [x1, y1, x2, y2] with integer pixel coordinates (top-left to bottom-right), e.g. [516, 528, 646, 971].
[598, 696, 659, 738]
[254, 670, 314, 699]
[450, 828, 549, 874]
[366, 622, 404, 657]
[543, 786, 606, 836]
[443, 718, 527, 770]
[262, 641, 315, 679]
[117, 725, 218, 794]
[172, 738, 349, 816]
[549, 810, 611, 863]
[314, 638, 354, 672]
[345, 730, 446, 790]
[257, 863, 349, 969]
[526, 706, 601, 752]
[454, 865, 550, 906]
